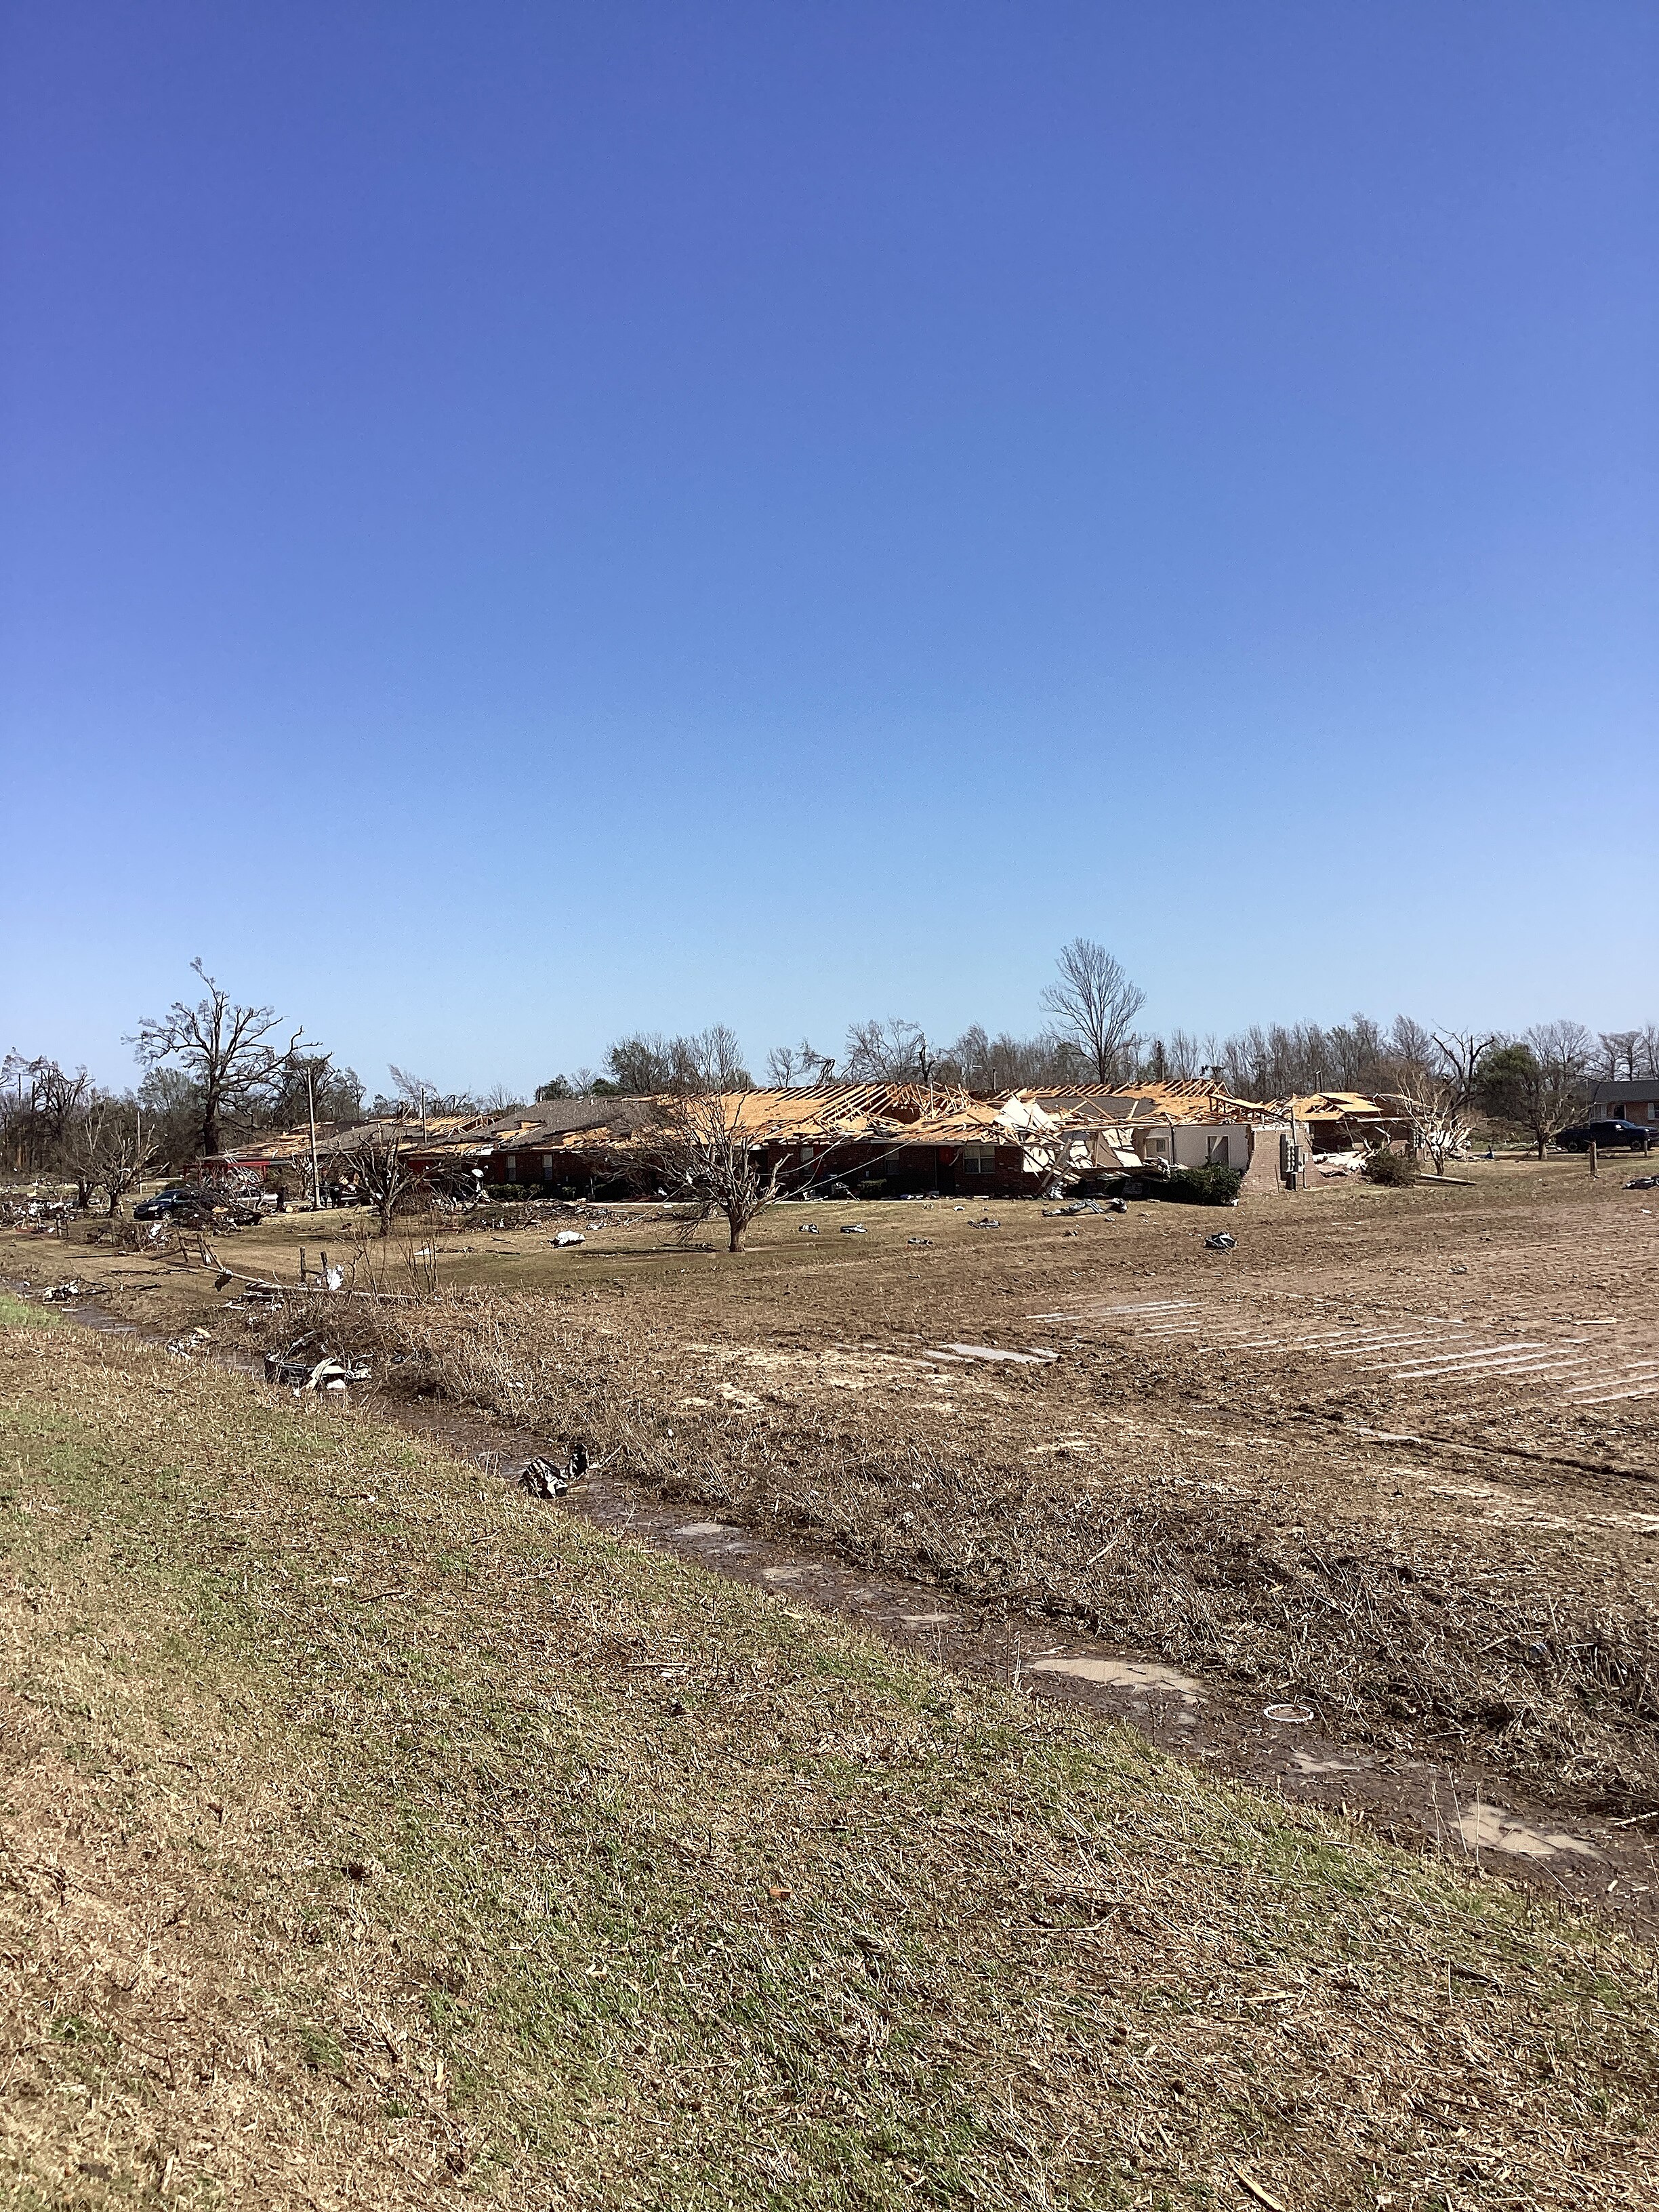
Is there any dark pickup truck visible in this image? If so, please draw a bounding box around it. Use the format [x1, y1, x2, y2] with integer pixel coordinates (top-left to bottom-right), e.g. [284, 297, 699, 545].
[1556, 1119, 1655, 1153]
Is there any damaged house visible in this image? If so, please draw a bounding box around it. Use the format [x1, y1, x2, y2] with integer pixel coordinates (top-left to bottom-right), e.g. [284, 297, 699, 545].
[202, 1076, 1386, 1208]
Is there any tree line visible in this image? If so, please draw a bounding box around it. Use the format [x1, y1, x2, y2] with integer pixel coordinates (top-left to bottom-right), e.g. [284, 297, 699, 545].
[5, 944, 1655, 1200]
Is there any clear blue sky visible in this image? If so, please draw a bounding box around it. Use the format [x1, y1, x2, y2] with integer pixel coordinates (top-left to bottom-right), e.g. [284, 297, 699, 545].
[3, 2, 1654, 1093]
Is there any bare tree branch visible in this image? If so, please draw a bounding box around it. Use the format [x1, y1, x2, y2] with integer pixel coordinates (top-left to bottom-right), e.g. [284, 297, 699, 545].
[127, 961, 287, 1158]
[337, 1123, 415, 1237]
[645, 1094, 781, 1252]
[1380, 1072, 1469, 1176]
[1039, 940, 1146, 1086]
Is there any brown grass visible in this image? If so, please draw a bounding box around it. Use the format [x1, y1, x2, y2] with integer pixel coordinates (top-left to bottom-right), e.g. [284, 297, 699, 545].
[255, 1275, 1659, 1818]
[2, 1298, 1658, 2209]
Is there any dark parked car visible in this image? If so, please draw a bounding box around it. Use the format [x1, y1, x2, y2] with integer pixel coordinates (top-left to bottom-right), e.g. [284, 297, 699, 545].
[133, 1188, 199, 1220]
[1556, 1119, 1655, 1153]
[132, 1186, 268, 1224]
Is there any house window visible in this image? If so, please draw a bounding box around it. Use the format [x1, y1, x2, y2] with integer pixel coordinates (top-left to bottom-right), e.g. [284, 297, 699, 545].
[1144, 1134, 1170, 1158]
[542, 1154, 556, 1181]
[504, 1155, 518, 1181]
[962, 1145, 996, 1175]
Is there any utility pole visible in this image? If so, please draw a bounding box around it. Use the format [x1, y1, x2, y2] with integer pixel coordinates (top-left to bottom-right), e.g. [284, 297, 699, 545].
[308, 1061, 322, 1210]
[285, 1027, 325, 1210]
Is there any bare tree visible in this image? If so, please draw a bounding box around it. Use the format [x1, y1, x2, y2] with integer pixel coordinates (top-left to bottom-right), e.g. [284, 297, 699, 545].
[935, 1026, 1087, 1092]
[1479, 1023, 1592, 1158]
[691, 1024, 752, 1090]
[129, 962, 289, 1158]
[647, 1093, 783, 1252]
[1, 1054, 92, 1173]
[1382, 1071, 1469, 1176]
[1599, 1031, 1641, 1081]
[1431, 1030, 1500, 1114]
[384, 1066, 479, 1121]
[340, 1123, 415, 1236]
[603, 1027, 752, 1095]
[1040, 940, 1146, 1086]
[1388, 1016, 1437, 1079]
[765, 1038, 835, 1086]
[58, 1094, 163, 1213]
[1159, 1029, 1221, 1083]
[265, 1052, 362, 1130]
[843, 1017, 929, 1082]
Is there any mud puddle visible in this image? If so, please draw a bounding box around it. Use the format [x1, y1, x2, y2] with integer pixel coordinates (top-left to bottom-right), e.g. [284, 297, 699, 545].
[14, 1280, 1659, 1931]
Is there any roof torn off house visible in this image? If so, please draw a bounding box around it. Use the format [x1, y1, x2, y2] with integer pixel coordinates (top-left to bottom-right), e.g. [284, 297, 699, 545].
[207, 1076, 1358, 1202]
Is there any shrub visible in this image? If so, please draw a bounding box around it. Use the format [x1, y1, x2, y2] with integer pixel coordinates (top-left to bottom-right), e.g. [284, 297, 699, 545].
[1362, 1147, 1416, 1187]
[1162, 1164, 1242, 1206]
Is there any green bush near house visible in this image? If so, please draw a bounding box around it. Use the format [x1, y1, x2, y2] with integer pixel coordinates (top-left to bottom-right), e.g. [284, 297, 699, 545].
[1161, 1162, 1244, 1205]
[1362, 1147, 1416, 1187]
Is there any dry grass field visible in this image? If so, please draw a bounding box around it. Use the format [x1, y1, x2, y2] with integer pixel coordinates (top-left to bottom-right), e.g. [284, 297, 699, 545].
[8, 1161, 1658, 1832]
[2, 1296, 1657, 2209]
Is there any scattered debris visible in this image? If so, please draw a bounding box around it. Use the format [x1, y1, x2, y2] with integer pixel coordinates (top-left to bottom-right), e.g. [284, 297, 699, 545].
[165, 1328, 213, 1357]
[840, 1223, 867, 1235]
[970, 1217, 1001, 1229]
[1042, 1199, 1106, 1217]
[1626, 1175, 1658, 1191]
[930, 1343, 1059, 1367]
[1108, 1197, 1128, 1213]
[264, 1337, 371, 1391]
[518, 1441, 591, 1498]
[553, 1229, 586, 1246]
[905, 1236, 933, 1246]
[1313, 1149, 1369, 1180]
[37, 1281, 89, 1303]
[1263, 1703, 1315, 1725]
[1452, 1805, 1600, 1862]
[798, 1222, 819, 1235]
[1029, 1657, 1202, 1698]
[1204, 1231, 1237, 1251]
[1233, 2168, 1288, 2212]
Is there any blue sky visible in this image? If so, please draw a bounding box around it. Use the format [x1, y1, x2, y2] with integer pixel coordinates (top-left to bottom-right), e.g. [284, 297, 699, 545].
[3, 2, 1654, 1092]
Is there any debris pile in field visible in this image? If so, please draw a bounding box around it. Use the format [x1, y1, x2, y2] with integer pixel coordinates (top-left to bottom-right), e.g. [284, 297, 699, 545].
[264, 1334, 372, 1392]
[518, 1441, 591, 1498]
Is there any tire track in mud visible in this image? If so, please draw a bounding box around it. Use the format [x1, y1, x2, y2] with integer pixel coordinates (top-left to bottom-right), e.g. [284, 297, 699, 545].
[1029, 1292, 1659, 1422]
